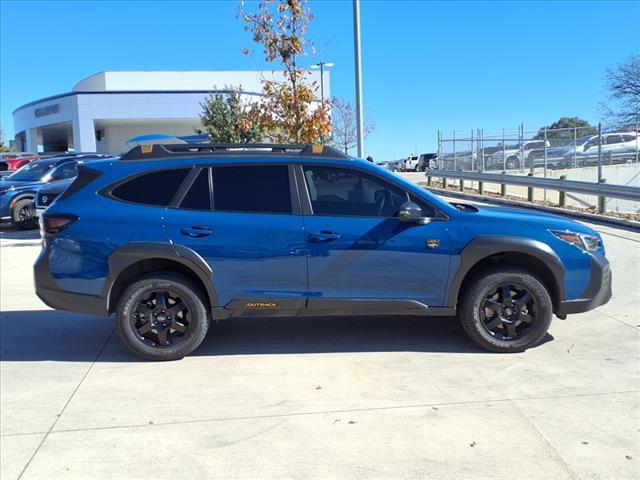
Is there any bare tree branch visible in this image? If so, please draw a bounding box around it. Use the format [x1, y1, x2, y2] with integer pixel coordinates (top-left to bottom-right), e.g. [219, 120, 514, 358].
[329, 97, 375, 153]
[602, 55, 640, 130]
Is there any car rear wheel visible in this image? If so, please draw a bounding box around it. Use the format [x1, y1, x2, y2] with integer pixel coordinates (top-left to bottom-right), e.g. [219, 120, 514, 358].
[459, 267, 552, 352]
[116, 273, 209, 361]
[12, 198, 37, 230]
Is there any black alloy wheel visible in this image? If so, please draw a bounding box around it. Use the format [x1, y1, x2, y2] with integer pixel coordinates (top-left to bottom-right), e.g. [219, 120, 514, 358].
[131, 289, 191, 347]
[459, 267, 552, 353]
[116, 274, 209, 361]
[480, 283, 536, 340]
[12, 198, 38, 230]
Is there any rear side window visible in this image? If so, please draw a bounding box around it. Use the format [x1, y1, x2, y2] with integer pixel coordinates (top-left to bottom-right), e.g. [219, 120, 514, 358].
[180, 168, 211, 211]
[111, 168, 190, 206]
[212, 165, 291, 214]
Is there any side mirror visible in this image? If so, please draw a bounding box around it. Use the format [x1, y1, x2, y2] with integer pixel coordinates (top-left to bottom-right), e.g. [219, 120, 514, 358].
[399, 201, 430, 224]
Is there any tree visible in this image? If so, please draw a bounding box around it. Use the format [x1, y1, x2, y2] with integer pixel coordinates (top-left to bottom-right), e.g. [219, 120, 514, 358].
[601, 55, 640, 129]
[239, 0, 331, 143]
[199, 87, 263, 143]
[330, 97, 375, 153]
[533, 117, 597, 140]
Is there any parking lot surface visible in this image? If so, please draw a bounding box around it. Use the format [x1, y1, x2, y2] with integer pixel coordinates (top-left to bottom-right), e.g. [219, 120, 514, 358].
[1, 214, 639, 480]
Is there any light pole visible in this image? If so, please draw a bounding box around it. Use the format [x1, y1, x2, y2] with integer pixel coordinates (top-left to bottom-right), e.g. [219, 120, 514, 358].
[310, 61, 334, 105]
[353, 0, 364, 158]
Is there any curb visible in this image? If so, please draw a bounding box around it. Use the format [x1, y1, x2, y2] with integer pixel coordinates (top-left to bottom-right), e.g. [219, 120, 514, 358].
[425, 187, 640, 232]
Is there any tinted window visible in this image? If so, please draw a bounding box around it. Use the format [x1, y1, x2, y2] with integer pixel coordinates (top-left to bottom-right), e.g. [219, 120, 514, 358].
[112, 168, 190, 206]
[303, 166, 408, 217]
[51, 162, 77, 180]
[605, 135, 622, 145]
[180, 169, 211, 211]
[7, 160, 55, 182]
[212, 165, 291, 214]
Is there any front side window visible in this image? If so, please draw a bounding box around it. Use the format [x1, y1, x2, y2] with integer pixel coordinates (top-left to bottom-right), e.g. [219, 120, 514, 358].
[111, 168, 190, 206]
[303, 166, 408, 217]
[212, 165, 291, 214]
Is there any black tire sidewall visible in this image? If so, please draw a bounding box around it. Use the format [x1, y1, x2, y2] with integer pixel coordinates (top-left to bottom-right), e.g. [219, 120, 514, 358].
[461, 270, 552, 352]
[117, 275, 209, 361]
[12, 198, 37, 230]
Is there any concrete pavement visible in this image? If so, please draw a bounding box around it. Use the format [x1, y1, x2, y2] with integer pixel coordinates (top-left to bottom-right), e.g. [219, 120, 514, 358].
[1, 219, 638, 479]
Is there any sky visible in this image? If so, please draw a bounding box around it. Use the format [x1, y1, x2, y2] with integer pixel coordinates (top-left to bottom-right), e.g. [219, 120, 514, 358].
[1, 0, 639, 160]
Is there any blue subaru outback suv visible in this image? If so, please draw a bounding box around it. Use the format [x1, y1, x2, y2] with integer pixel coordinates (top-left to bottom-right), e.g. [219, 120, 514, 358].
[34, 144, 612, 360]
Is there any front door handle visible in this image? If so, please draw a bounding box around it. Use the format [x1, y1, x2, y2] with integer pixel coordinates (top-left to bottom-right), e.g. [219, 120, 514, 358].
[180, 225, 213, 238]
[309, 231, 341, 243]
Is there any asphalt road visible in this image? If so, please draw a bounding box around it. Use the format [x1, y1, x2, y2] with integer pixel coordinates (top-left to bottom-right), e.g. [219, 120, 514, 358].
[1, 214, 638, 480]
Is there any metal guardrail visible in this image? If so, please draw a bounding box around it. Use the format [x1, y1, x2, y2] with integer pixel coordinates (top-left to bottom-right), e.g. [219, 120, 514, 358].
[425, 170, 640, 209]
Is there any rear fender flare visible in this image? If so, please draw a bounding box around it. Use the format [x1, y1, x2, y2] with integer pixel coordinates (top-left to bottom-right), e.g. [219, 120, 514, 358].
[104, 242, 217, 312]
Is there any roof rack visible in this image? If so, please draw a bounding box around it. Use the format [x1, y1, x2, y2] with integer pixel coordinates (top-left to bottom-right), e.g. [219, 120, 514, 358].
[119, 143, 351, 161]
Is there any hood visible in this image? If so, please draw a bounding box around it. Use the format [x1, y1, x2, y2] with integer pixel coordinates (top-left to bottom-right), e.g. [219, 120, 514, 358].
[471, 203, 594, 233]
[0, 180, 43, 194]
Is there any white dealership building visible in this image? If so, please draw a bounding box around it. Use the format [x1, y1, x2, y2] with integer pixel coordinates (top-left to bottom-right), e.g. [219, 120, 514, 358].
[12, 70, 329, 154]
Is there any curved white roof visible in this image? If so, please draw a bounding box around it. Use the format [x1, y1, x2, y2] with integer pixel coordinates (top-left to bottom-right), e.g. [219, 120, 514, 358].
[71, 70, 324, 93]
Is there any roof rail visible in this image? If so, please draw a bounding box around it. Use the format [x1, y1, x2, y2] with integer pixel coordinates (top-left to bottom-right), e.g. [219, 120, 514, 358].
[120, 143, 351, 161]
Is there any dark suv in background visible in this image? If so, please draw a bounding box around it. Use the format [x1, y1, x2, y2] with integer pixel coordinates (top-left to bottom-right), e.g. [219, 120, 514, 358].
[0, 153, 110, 229]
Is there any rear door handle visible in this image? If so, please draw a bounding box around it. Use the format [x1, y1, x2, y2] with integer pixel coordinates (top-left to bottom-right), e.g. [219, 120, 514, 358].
[309, 231, 341, 243]
[180, 225, 213, 238]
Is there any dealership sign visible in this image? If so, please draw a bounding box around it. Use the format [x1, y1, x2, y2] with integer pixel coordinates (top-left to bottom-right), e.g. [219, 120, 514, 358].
[35, 104, 60, 118]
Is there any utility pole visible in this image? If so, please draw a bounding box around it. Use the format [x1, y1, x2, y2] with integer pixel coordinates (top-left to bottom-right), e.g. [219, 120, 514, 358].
[310, 61, 334, 105]
[353, 0, 365, 158]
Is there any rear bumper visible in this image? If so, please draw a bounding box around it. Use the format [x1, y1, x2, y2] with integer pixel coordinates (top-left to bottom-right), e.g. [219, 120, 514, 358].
[557, 256, 612, 316]
[34, 247, 110, 317]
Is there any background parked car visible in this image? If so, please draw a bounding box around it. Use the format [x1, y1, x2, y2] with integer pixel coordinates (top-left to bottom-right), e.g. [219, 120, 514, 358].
[488, 140, 549, 170]
[527, 132, 639, 169]
[0, 153, 41, 174]
[417, 153, 438, 171]
[0, 154, 110, 229]
[34, 177, 75, 217]
[383, 159, 403, 171]
[577, 132, 639, 165]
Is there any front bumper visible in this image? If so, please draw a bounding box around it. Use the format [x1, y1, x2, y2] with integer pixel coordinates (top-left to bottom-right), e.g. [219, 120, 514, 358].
[34, 246, 110, 317]
[556, 255, 612, 316]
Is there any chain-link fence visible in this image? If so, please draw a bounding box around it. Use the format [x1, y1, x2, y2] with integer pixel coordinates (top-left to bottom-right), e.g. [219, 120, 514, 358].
[434, 123, 640, 213]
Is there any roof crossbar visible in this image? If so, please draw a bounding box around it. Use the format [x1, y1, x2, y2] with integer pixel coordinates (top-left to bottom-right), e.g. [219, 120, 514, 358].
[120, 143, 351, 161]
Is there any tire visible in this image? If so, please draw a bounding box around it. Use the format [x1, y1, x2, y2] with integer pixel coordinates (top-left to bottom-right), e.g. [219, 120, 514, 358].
[414, 164, 421, 172]
[459, 267, 552, 353]
[505, 156, 520, 169]
[116, 273, 210, 361]
[11, 198, 37, 230]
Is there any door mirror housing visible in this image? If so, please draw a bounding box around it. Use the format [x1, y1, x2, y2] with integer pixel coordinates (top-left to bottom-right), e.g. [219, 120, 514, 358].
[398, 201, 430, 224]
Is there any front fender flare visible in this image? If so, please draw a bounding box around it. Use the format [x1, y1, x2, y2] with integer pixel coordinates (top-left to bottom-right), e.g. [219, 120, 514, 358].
[446, 236, 565, 307]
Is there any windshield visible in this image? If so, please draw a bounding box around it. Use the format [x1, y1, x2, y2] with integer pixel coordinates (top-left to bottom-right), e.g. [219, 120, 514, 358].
[575, 135, 593, 146]
[5, 160, 55, 182]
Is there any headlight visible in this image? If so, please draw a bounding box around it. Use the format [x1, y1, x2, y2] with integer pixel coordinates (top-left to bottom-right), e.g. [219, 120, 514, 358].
[550, 229, 601, 251]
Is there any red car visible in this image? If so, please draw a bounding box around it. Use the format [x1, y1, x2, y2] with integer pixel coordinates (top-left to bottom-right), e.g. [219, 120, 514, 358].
[0, 154, 45, 173]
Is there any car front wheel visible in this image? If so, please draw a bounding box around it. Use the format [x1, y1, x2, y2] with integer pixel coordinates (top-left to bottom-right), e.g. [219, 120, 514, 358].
[505, 156, 520, 169]
[459, 267, 552, 352]
[116, 273, 210, 361]
[12, 198, 37, 230]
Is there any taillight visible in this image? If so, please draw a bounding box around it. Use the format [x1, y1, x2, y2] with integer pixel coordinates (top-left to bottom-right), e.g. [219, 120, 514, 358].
[40, 214, 78, 237]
